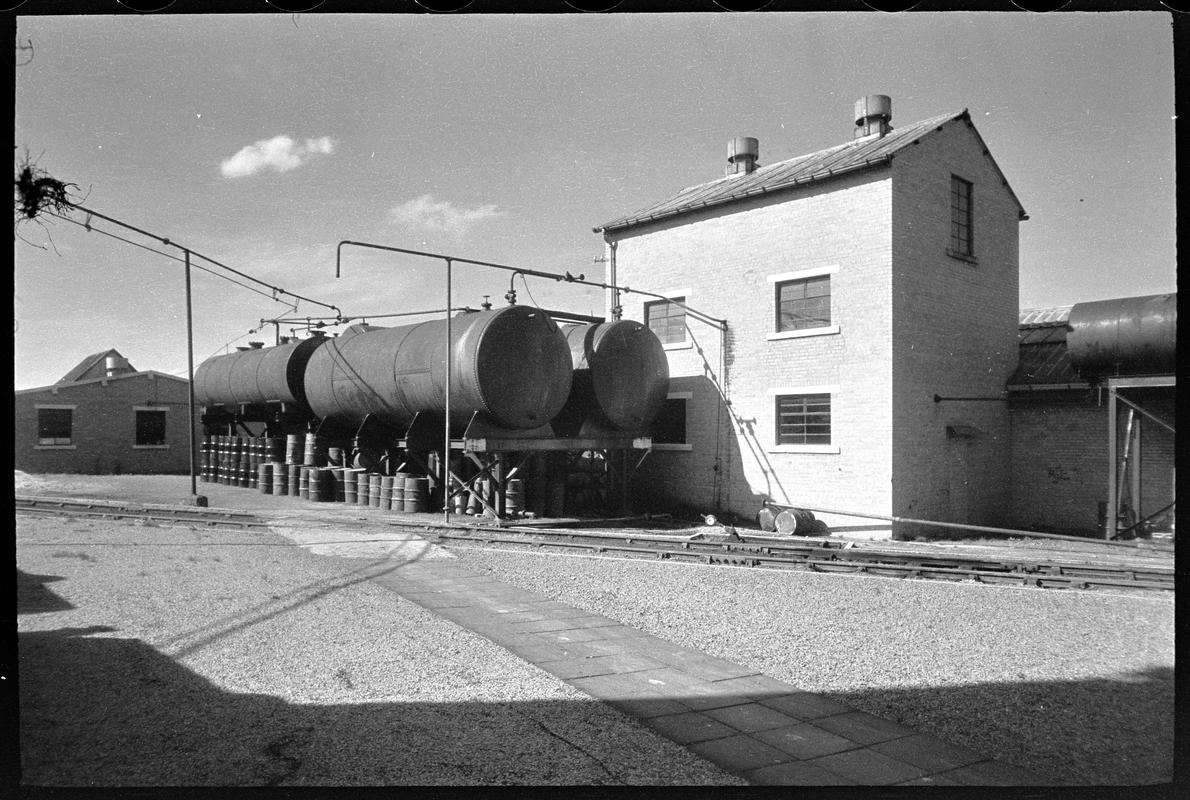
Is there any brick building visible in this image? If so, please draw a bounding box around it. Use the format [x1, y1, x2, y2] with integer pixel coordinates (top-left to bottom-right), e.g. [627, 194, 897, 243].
[1008, 298, 1176, 537]
[595, 97, 1027, 537]
[15, 349, 197, 474]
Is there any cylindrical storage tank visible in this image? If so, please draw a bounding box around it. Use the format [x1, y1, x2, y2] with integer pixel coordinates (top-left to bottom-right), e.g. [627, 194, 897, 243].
[774, 508, 815, 535]
[1067, 294, 1176, 376]
[258, 462, 273, 494]
[272, 462, 288, 496]
[193, 336, 326, 412]
[404, 477, 430, 513]
[558, 320, 669, 432]
[303, 307, 573, 431]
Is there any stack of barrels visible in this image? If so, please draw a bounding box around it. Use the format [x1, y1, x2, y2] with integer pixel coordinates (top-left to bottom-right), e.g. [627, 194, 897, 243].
[197, 431, 443, 514]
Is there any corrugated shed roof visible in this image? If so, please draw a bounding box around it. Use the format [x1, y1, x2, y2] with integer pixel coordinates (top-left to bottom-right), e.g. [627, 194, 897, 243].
[1008, 309, 1086, 388]
[1018, 305, 1073, 327]
[596, 109, 1026, 233]
[57, 349, 128, 383]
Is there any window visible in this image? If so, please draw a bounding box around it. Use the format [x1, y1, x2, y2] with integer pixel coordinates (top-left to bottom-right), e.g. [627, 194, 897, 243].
[775, 394, 831, 446]
[645, 297, 687, 345]
[135, 409, 167, 446]
[776, 275, 831, 332]
[37, 407, 74, 446]
[652, 398, 687, 444]
[950, 175, 974, 258]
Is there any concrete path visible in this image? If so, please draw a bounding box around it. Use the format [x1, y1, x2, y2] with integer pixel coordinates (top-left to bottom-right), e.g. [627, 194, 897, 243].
[371, 558, 1048, 786]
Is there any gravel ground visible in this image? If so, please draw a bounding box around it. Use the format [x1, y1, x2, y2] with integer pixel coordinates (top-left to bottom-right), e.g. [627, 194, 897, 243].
[16, 513, 743, 786]
[452, 547, 1175, 785]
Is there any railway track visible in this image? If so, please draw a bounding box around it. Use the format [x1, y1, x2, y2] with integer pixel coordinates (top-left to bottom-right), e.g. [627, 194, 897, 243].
[17, 496, 1174, 593]
[14, 496, 271, 531]
[421, 526, 1176, 593]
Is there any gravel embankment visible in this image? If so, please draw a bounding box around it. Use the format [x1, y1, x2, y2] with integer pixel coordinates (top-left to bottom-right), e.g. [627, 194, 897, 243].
[453, 548, 1174, 785]
[16, 514, 743, 786]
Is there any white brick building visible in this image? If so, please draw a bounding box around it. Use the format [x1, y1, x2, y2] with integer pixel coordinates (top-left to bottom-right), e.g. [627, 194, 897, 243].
[595, 98, 1026, 538]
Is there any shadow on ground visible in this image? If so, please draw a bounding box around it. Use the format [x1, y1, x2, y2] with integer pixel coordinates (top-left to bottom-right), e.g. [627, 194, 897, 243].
[16, 619, 1173, 787]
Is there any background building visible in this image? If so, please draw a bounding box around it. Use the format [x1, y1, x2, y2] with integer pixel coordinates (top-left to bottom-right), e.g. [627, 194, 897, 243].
[15, 349, 196, 475]
[597, 96, 1027, 537]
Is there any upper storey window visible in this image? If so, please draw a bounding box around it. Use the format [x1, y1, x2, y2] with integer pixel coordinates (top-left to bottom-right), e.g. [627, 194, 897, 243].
[950, 175, 974, 259]
[645, 297, 687, 345]
[776, 275, 831, 332]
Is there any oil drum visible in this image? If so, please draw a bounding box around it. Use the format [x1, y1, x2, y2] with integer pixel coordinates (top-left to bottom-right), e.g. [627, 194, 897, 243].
[404, 477, 429, 513]
[757, 506, 778, 532]
[506, 478, 525, 516]
[258, 462, 273, 494]
[272, 462, 288, 496]
[774, 508, 815, 535]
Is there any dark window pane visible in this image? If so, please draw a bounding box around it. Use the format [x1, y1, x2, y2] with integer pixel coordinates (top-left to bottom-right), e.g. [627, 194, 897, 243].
[652, 398, 687, 444]
[136, 410, 167, 446]
[645, 297, 687, 344]
[37, 408, 72, 445]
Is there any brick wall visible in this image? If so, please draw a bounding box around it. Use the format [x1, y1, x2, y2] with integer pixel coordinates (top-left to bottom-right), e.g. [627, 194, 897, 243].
[15, 374, 198, 474]
[890, 119, 1021, 532]
[610, 169, 896, 527]
[1008, 391, 1175, 535]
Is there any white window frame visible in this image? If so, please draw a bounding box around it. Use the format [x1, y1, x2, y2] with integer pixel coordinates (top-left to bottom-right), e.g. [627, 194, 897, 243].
[133, 406, 170, 449]
[644, 287, 693, 351]
[652, 391, 693, 451]
[765, 385, 840, 454]
[35, 404, 78, 449]
[767, 266, 840, 341]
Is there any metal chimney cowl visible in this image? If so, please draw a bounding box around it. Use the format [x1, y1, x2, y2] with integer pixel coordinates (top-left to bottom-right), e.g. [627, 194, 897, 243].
[854, 95, 893, 139]
[726, 137, 759, 177]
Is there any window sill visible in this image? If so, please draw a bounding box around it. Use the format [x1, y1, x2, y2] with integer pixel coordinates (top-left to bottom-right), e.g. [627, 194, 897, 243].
[652, 443, 693, 451]
[767, 444, 840, 454]
[661, 341, 693, 351]
[766, 325, 840, 342]
[35, 444, 77, 450]
[946, 249, 978, 266]
[133, 444, 170, 450]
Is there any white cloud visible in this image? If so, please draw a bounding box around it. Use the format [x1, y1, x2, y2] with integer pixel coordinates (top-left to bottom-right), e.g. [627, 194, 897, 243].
[219, 135, 336, 178]
[388, 194, 505, 235]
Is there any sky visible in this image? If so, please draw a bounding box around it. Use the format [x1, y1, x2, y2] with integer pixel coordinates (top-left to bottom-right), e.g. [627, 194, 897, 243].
[13, 12, 1176, 390]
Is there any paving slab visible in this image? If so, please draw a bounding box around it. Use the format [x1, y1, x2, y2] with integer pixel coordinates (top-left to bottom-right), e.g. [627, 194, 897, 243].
[369, 559, 1047, 786]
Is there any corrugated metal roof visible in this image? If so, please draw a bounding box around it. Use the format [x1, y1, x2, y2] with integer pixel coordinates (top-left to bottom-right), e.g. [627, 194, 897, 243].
[1018, 305, 1073, 327]
[57, 349, 126, 383]
[596, 109, 1026, 233]
[1008, 312, 1086, 388]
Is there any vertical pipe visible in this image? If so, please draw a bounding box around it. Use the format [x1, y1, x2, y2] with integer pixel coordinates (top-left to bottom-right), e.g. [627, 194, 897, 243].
[444, 258, 452, 524]
[1107, 386, 1117, 539]
[1131, 416, 1142, 525]
[184, 250, 197, 498]
[608, 240, 620, 320]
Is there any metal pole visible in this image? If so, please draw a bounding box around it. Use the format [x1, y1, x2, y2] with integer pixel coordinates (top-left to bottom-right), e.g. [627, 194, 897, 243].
[1107, 386, 1118, 540]
[184, 250, 198, 499]
[444, 258, 452, 524]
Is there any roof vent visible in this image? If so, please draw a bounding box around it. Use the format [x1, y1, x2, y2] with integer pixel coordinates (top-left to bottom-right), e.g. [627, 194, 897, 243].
[854, 95, 893, 139]
[726, 137, 759, 176]
[248, 341, 265, 349]
[104, 354, 132, 376]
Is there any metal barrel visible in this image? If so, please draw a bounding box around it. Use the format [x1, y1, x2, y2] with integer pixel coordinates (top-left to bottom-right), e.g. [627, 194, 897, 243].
[331, 467, 346, 502]
[452, 491, 467, 514]
[285, 434, 302, 464]
[404, 477, 429, 513]
[257, 462, 273, 494]
[505, 478, 525, 516]
[357, 473, 373, 507]
[266, 437, 286, 462]
[380, 476, 395, 510]
[757, 506, 779, 532]
[308, 468, 325, 502]
[288, 464, 300, 497]
[272, 462, 288, 496]
[369, 474, 382, 508]
[466, 484, 481, 515]
[304, 433, 326, 467]
[391, 472, 413, 511]
[343, 468, 363, 504]
[327, 447, 344, 467]
[299, 466, 311, 499]
[774, 507, 815, 535]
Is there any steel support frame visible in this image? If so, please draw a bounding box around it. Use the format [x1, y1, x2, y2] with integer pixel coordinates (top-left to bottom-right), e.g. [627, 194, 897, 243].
[1105, 375, 1175, 540]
